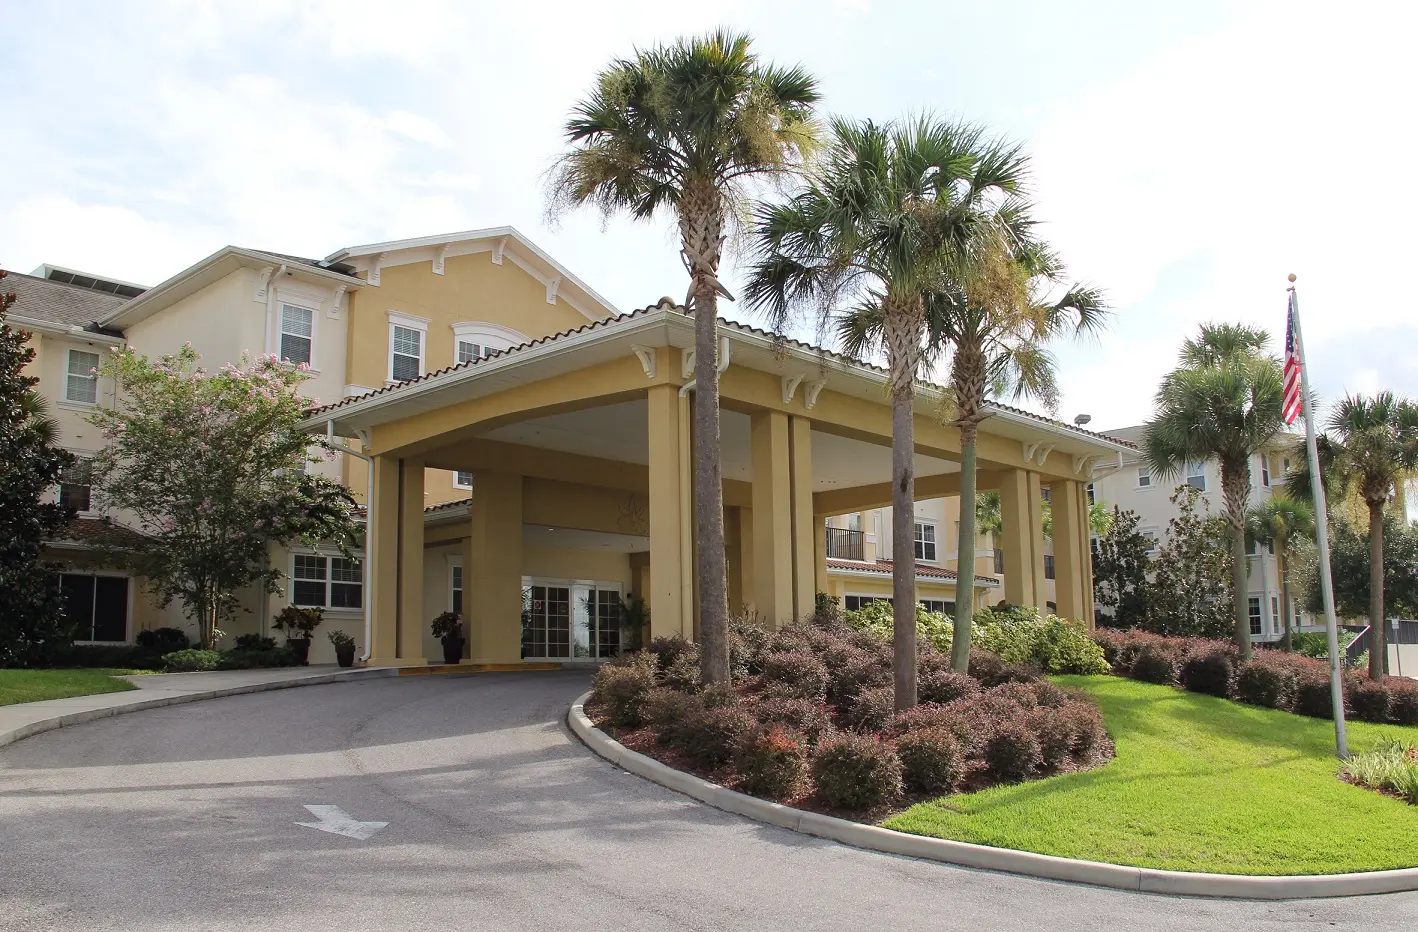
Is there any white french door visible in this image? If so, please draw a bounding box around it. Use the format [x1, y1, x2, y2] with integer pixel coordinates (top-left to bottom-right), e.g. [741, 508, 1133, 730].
[521, 578, 622, 660]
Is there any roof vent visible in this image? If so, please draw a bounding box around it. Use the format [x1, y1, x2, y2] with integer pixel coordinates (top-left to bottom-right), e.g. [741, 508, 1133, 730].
[32, 264, 146, 299]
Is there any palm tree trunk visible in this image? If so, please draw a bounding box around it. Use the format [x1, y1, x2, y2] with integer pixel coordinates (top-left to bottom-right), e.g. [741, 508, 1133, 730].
[679, 182, 730, 686]
[951, 423, 978, 673]
[1368, 501, 1387, 679]
[1221, 461, 1252, 659]
[882, 296, 921, 711]
[1279, 546, 1293, 652]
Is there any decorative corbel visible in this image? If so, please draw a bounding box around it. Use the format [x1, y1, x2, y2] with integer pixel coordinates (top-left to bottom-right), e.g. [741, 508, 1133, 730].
[433, 244, 449, 275]
[681, 348, 696, 379]
[630, 345, 657, 379]
[367, 253, 385, 286]
[492, 237, 508, 265]
[254, 266, 275, 302]
[326, 284, 347, 319]
[804, 378, 828, 409]
[546, 277, 562, 304]
[1073, 454, 1096, 476]
[1023, 441, 1040, 463]
[1034, 443, 1056, 466]
[781, 374, 803, 405]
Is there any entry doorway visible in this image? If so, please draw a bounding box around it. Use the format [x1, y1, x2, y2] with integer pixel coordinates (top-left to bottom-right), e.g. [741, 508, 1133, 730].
[521, 578, 622, 660]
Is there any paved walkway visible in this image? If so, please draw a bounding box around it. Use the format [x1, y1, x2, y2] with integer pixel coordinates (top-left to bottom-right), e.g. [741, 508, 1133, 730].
[0, 666, 390, 750]
[1, 671, 1416, 931]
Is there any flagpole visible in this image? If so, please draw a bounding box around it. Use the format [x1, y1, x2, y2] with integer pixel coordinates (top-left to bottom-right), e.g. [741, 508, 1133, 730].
[1288, 274, 1348, 759]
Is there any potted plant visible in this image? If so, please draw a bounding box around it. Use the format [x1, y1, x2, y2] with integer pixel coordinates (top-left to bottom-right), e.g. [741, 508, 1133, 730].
[431, 610, 464, 664]
[273, 605, 323, 665]
[328, 629, 357, 668]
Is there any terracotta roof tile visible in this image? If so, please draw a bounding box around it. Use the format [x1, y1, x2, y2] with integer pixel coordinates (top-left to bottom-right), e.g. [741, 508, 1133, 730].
[47, 517, 148, 550]
[826, 557, 999, 587]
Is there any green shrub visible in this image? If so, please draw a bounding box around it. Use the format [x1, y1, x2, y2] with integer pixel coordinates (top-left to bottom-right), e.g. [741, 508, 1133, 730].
[680, 705, 757, 767]
[811, 733, 902, 810]
[55, 644, 166, 670]
[1178, 646, 1236, 698]
[733, 726, 808, 797]
[591, 653, 658, 728]
[844, 600, 960, 654]
[895, 727, 962, 795]
[161, 649, 221, 673]
[1340, 739, 1418, 805]
[974, 607, 1108, 675]
[233, 634, 276, 651]
[983, 719, 1043, 782]
[135, 627, 190, 652]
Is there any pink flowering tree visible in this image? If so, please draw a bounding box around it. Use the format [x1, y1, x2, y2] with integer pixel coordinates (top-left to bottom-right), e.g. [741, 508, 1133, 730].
[88, 345, 357, 649]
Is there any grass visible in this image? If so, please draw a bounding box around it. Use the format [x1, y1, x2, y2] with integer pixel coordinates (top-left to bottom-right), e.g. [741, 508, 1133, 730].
[0, 669, 145, 707]
[884, 675, 1418, 875]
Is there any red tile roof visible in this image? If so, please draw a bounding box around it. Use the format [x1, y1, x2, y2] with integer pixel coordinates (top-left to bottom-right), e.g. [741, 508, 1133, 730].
[826, 557, 999, 587]
[47, 517, 149, 550]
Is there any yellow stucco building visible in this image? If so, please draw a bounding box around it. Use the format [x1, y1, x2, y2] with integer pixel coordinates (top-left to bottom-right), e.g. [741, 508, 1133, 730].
[19, 227, 1130, 666]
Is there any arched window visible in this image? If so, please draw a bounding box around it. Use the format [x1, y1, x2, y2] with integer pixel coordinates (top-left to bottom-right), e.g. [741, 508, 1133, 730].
[451, 322, 530, 365]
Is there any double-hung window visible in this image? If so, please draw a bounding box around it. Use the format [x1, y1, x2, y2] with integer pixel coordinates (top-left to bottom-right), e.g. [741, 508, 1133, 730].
[389, 317, 427, 382]
[1140, 526, 1160, 555]
[279, 304, 314, 366]
[1044, 554, 1056, 580]
[451, 564, 463, 615]
[1248, 597, 1263, 636]
[1137, 466, 1152, 489]
[913, 522, 937, 562]
[65, 349, 100, 404]
[1186, 461, 1207, 491]
[292, 554, 362, 609]
[60, 458, 93, 513]
[1261, 455, 1271, 487]
[1086, 482, 1096, 506]
[453, 471, 474, 490]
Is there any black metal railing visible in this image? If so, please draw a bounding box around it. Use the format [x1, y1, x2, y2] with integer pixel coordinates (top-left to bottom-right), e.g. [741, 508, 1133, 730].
[825, 526, 865, 561]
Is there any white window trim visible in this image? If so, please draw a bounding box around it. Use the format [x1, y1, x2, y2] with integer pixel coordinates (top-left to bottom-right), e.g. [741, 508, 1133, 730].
[1136, 466, 1153, 489]
[453, 470, 474, 490]
[913, 520, 938, 563]
[448, 557, 463, 614]
[1185, 460, 1207, 491]
[60, 453, 98, 517]
[388, 312, 429, 383]
[291, 551, 363, 613]
[64, 348, 101, 406]
[1260, 454, 1272, 488]
[1139, 525, 1160, 555]
[451, 321, 529, 364]
[277, 302, 319, 370]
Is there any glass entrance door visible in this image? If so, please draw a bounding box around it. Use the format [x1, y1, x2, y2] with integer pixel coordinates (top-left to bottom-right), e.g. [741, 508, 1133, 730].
[522, 585, 571, 659]
[522, 580, 622, 660]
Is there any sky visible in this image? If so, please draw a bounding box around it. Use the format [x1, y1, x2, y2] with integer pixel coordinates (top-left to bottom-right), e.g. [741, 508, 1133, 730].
[2, 0, 1415, 432]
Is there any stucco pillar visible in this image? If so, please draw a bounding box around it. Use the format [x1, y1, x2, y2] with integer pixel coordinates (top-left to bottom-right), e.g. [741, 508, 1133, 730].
[1079, 481, 1096, 627]
[751, 409, 793, 627]
[647, 384, 688, 640]
[1049, 479, 1088, 623]
[999, 468, 1042, 609]
[467, 470, 523, 662]
[737, 506, 755, 618]
[789, 416, 816, 620]
[1026, 472, 1047, 609]
[366, 454, 401, 665]
[398, 459, 428, 664]
[813, 514, 828, 598]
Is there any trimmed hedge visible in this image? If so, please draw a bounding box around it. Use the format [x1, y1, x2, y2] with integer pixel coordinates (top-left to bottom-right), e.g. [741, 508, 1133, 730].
[811, 733, 903, 809]
[734, 726, 808, 797]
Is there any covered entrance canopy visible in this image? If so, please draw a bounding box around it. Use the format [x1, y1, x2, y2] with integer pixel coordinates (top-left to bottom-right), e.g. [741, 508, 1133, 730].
[304, 300, 1133, 667]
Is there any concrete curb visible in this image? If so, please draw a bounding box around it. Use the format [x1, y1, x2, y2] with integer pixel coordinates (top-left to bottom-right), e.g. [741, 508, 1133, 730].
[0, 667, 397, 751]
[567, 691, 1418, 900]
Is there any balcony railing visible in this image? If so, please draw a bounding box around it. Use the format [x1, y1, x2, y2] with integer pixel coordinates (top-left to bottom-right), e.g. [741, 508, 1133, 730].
[825, 526, 865, 561]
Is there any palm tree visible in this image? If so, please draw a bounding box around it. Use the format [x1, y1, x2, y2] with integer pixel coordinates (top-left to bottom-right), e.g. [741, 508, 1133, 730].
[1288, 392, 1418, 677]
[1143, 324, 1286, 658]
[924, 231, 1106, 671]
[745, 116, 1028, 709]
[1246, 493, 1315, 651]
[550, 30, 820, 685]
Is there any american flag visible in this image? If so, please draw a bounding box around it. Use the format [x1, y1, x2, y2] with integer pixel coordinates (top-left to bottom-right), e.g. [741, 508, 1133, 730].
[1282, 292, 1303, 425]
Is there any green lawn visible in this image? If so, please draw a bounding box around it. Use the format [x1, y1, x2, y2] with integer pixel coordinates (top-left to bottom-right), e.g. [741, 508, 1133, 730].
[885, 676, 1418, 875]
[0, 669, 143, 707]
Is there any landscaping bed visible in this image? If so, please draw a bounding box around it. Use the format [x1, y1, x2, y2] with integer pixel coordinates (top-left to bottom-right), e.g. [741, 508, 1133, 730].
[0, 668, 142, 706]
[586, 611, 1114, 819]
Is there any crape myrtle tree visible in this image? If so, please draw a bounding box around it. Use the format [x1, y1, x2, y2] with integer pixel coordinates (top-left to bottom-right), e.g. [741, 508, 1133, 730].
[550, 29, 820, 686]
[1288, 392, 1418, 677]
[0, 269, 77, 666]
[88, 346, 358, 649]
[1143, 324, 1285, 658]
[745, 116, 1028, 710]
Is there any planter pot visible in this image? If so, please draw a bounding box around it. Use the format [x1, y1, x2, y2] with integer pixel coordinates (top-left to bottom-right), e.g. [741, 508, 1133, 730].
[441, 636, 465, 665]
[288, 637, 312, 666]
[335, 645, 355, 668]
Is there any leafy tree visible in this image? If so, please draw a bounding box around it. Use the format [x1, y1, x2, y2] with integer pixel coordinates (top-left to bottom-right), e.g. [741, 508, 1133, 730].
[88, 346, 358, 649]
[0, 270, 77, 666]
[1147, 485, 1234, 638]
[1303, 515, 1418, 628]
[1143, 324, 1286, 657]
[1092, 507, 1152, 629]
[1287, 392, 1418, 677]
[745, 116, 1027, 709]
[922, 224, 1106, 671]
[550, 30, 820, 686]
[1245, 492, 1315, 650]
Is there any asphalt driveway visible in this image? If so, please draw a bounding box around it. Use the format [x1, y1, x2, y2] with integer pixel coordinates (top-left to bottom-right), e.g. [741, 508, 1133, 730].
[0, 671, 1414, 931]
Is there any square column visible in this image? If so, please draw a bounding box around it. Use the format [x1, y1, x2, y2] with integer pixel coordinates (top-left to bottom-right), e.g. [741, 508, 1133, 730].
[366, 454, 401, 665]
[751, 409, 794, 626]
[789, 416, 816, 619]
[812, 514, 828, 597]
[398, 459, 427, 664]
[647, 385, 689, 640]
[467, 470, 523, 662]
[1027, 471, 1048, 609]
[1049, 479, 1088, 623]
[998, 468, 1043, 610]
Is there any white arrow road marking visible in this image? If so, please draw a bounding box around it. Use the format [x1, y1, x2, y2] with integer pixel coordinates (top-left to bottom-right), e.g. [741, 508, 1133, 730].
[295, 805, 388, 841]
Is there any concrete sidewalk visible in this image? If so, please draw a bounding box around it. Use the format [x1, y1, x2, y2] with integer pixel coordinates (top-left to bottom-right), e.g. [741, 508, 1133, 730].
[0, 665, 394, 750]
